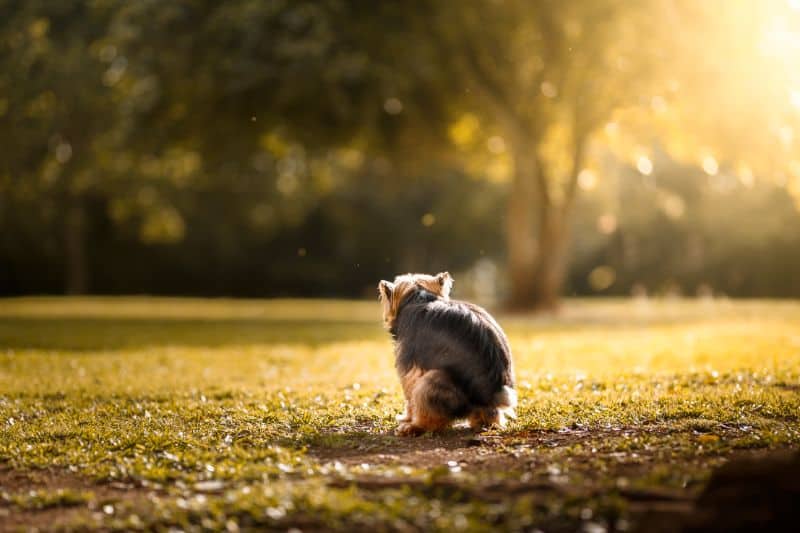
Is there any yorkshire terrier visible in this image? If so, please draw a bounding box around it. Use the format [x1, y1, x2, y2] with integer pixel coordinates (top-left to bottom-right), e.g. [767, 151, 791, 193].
[378, 272, 517, 436]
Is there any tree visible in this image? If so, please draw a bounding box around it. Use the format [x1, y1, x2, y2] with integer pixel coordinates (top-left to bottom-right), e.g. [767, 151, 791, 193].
[370, 0, 800, 309]
[0, 1, 125, 293]
[403, 1, 681, 309]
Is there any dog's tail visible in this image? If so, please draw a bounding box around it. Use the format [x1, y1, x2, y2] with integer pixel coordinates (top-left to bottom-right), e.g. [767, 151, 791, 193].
[494, 385, 517, 420]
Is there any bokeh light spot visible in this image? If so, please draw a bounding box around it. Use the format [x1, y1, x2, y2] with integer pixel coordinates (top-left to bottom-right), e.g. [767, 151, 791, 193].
[383, 98, 403, 115]
[588, 266, 616, 291]
[790, 90, 800, 109]
[55, 142, 73, 164]
[421, 213, 436, 227]
[448, 113, 480, 146]
[662, 194, 686, 219]
[540, 81, 558, 98]
[636, 155, 653, 176]
[487, 136, 506, 154]
[701, 155, 719, 176]
[604, 122, 619, 137]
[597, 214, 617, 234]
[650, 95, 667, 113]
[578, 169, 597, 191]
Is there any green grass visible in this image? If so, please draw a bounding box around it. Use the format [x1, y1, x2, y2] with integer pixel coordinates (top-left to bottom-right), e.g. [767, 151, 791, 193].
[1, 297, 799, 531]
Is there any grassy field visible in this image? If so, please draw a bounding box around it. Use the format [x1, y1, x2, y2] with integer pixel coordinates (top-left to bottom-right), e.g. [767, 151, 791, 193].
[1, 297, 799, 531]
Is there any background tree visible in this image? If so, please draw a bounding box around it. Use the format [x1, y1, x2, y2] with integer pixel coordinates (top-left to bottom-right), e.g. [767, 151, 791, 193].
[345, 0, 684, 309]
[0, 1, 124, 293]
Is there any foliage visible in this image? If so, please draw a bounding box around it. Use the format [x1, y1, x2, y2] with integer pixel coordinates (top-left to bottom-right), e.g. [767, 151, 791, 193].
[2, 2, 800, 303]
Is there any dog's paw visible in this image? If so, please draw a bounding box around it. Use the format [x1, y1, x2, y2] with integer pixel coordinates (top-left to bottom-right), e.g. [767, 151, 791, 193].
[500, 406, 517, 420]
[395, 423, 424, 437]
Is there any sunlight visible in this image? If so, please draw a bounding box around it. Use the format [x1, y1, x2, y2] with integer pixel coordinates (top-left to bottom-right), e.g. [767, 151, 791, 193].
[701, 155, 719, 176]
[636, 155, 653, 176]
[760, 17, 800, 59]
[791, 89, 800, 109]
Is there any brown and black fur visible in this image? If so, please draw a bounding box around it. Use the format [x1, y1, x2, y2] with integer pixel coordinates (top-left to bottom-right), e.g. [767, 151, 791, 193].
[378, 272, 516, 436]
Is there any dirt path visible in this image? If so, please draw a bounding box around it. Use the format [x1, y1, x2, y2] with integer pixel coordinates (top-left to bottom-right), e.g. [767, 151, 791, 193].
[0, 466, 153, 532]
[2, 427, 788, 532]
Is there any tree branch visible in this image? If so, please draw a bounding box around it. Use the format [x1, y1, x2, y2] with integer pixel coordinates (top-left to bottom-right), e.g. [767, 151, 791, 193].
[419, 6, 530, 142]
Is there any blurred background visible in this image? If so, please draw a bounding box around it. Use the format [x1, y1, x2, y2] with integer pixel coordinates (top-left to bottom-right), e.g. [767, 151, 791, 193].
[2, 0, 800, 309]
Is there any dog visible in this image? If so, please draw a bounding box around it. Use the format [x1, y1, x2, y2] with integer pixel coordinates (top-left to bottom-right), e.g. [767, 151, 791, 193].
[378, 272, 516, 436]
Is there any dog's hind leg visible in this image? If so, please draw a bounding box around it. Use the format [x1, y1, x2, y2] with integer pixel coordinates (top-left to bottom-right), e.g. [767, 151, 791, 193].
[397, 367, 424, 425]
[396, 369, 467, 436]
[468, 407, 502, 431]
[469, 386, 518, 431]
[396, 400, 411, 422]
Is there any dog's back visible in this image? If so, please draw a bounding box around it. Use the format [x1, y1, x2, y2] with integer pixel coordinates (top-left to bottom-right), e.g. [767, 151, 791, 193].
[392, 292, 514, 410]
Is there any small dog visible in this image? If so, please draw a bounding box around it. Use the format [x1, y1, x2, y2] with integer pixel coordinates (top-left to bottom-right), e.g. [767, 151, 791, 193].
[378, 272, 516, 436]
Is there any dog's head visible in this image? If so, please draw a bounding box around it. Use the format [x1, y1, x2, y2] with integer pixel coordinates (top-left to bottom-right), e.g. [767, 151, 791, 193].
[378, 272, 452, 327]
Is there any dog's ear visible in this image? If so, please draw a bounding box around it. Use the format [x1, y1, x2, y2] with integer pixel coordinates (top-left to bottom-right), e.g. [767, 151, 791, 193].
[435, 271, 453, 298]
[378, 280, 395, 301]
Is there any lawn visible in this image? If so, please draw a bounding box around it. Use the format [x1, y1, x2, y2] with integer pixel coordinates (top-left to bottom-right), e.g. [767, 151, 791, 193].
[1, 297, 799, 531]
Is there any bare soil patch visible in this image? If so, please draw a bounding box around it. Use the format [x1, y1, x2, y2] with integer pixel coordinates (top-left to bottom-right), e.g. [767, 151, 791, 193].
[0, 465, 152, 532]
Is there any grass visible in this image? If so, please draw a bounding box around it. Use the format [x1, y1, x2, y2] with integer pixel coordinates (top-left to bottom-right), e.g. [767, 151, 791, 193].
[0, 297, 799, 531]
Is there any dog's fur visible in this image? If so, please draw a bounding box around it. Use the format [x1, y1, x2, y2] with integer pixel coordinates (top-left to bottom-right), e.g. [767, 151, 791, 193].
[378, 272, 516, 436]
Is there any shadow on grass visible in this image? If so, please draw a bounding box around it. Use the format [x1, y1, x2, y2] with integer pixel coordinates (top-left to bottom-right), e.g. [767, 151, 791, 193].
[0, 317, 384, 351]
[304, 427, 484, 463]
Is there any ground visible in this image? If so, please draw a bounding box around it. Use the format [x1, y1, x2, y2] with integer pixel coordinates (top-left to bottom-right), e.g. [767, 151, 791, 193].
[0, 297, 798, 532]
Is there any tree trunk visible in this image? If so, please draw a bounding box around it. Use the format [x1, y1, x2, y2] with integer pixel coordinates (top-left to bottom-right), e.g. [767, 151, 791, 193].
[506, 154, 540, 309]
[506, 153, 573, 311]
[64, 200, 89, 295]
[530, 205, 570, 311]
